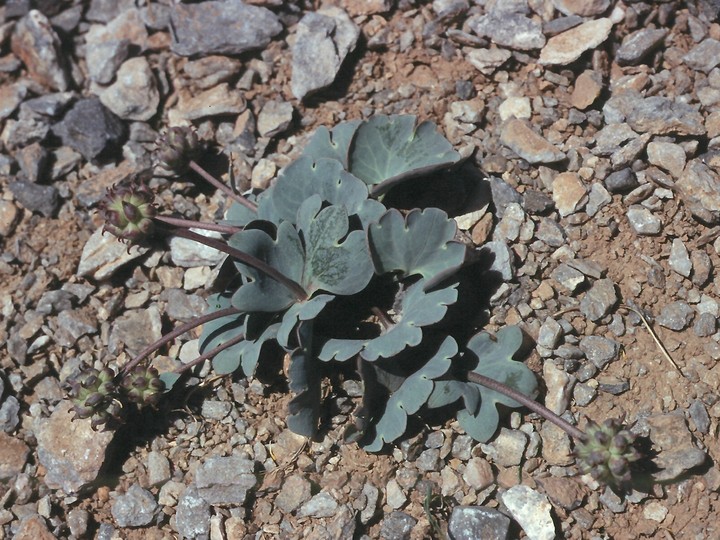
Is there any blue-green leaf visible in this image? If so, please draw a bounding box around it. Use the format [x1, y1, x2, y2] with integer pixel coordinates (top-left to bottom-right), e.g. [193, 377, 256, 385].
[159, 372, 181, 392]
[277, 294, 334, 349]
[302, 120, 362, 168]
[286, 321, 321, 437]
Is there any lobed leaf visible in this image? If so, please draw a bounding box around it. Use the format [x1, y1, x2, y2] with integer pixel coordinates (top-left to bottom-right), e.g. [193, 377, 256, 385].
[301, 120, 362, 168]
[286, 321, 321, 437]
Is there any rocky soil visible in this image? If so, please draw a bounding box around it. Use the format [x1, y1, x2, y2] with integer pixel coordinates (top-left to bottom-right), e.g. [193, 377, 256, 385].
[3, 0, 720, 538]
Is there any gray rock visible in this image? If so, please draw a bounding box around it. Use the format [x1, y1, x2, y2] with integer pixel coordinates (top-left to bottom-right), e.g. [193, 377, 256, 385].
[11, 10, 69, 91]
[55, 309, 98, 347]
[689, 400, 711, 434]
[257, 100, 294, 137]
[39, 290, 77, 315]
[35, 400, 114, 494]
[112, 484, 158, 527]
[683, 38, 720, 72]
[626, 96, 705, 136]
[551, 263, 585, 293]
[501, 485, 555, 540]
[597, 375, 630, 395]
[522, 189, 554, 215]
[108, 306, 162, 357]
[604, 168, 638, 193]
[175, 485, 210, 539]
[200, 400, 232, 421]
[448, 506, 511, 540]
[599, 486, 626, 513]
[669, 239, 692, 278]
[500, 119, 565, 163]
[593, 123, 638, 154]
[627, 205, 662, 235]
[171, 0, 281, 56]
[147, 451, 171, 486]
[466, 48, 512, 75]
[677, 159, 720, 224]
[0, 82, 28, 122]
[573, 382, 597, 406]
[616, 28, 668, 65]
[87, 0, 136, 23]
[482, 428, 527, 467]
[386, 479, 407, 509]
[52, 98, 126, 160]
[163, 289, 207, 322]
[380, 511, 417, 540]
[16, 142, 49, 183]
[646, 141, 686, 178]
[657, 301, 695, 331]
[8, 180, 58, 217]
[298, 491, 339, 518]
[482, 241, 515, 281]
[489, 176, 522, 218]
[543, 362, 573, 415]
[23, 91, 75, 117]
[275, 475, 312, 513]
[359, 483, 379, 524]
[416, 448, 441, 471]
[468, 12, 545, 50]
[195, 456, 256, 505]
[693, 312, 716, 337]
[86, 35, 130, 84]
[99, 57, 159, 121]
[586, 183, 612, 217]
[77, 227, 149, 280]
[580, 278, 617, 322]
[433, 0, 470, 19]
[539, 18, 613, 66]
[170, 229, 225, 267]
[691, 250, 713, 286]
[579, 336, 620, 369]
[649, 413, 707, 482]
[67, 508, 90, 538]
[537, 317, 563, 350]
[291, 8, 360, 100]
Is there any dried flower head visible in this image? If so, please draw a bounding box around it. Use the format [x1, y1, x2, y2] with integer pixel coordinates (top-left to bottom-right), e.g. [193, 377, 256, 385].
[66, 366, 123, 430]
[155, 126, 201, 174]
[100, 182, 156, 244]
[121, 365, 165, 407]
[575, 418, 641, 488]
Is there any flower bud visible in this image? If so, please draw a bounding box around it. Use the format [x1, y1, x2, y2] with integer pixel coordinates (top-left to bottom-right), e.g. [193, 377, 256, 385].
[100, 182, 157, 244]
[154, 126, 201, 174]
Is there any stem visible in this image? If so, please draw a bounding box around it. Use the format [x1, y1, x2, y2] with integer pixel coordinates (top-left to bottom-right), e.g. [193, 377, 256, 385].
[154, 215, 242, 235]
[172, 331, 247, 374]
[189, 160, 257, 212]
[120, 307, 241, 376]
[171, 227, 308, 302]
[372, 307, 393, 330]
[466, 372, 587, 442]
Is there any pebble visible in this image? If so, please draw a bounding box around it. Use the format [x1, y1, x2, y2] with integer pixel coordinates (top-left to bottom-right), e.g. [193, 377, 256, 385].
[596, 375, 629, 395]
[183, 55, 243, 89]
[66, 508, 89, 538]
[627, 205, 662, 235]
[200, 400, 232, 421]
[648, 413, 707, 482]
[573, 382, 597, 406]
[8, 181, 58, 217]
[52, 97, 126, 160]
[571, 70, 603, 110]
[34, 401, 114, 494]
[468, 12, 545, 50]
[291, 8, 360, 100]
[552, 172, 587, 217]
[462, 457, 494, 490]
[500, 119, 566, 164]
[386, 478, 407, 509]
[17, 142, 49, 183]
[13, 515, 56, 540]
[173, 83, 246, 121]
[108, 306, 162, 357]
[99, 57, 159, 121]
[683, 38, 720, 73]
[537, 317, 563, 350]
[539, 18, 613, 65]
[489, 176, 522, 218]
[656, 301, 695, 331]
[257, 100, 294, 138]
[76, 227, 149, 280]
[689, 399, 711, 434]
[87, 0, 137, 23]
[379, 511, 416, 540]
[693, 312, 717, 337]
[604, 168, 638, 193]
[483, 240, 515, 281]
[175, 485, 211, 539]
[147, 451, 171, 486]
[677, 159, 720, 224]
[626, 96, 705, 136]
[501, 485, 556, 540]
[553, 0, 611, 16]
[498, 96, 531, 121]
[482, 428, 528, 467]
[298, 491, 339, 518]
[523, 190, 555, 215]
[448, 506, 511, 540]
[669, 238, 692, 278]
[646, 142, 686, 178]
[543, 362, 573, 415]
[616, 28, 668, 65]
[0, 431, 30, 480]
[85, 27, 130, 84]
[465, 48, 512, 75]
[275, 475, 312, 513]
[11, 10, 69, 91]
[111, 484, 158, 527]
[579, 278, 618, 322]
[579, 336, 620, 369]
[170, 0, 282, 56]
[0, 82, 28, 121]
[55, 309, 98, 347]
[195, 456, 256, 505]
[0, 200, 19, 236]
[537, 476, 585, 512]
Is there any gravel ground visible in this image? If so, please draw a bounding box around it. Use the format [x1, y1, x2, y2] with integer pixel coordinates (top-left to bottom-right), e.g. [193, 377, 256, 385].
[3, 0, 720, 539]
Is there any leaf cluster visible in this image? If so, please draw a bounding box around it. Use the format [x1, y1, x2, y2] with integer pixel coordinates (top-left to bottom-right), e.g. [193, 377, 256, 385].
[188, 115, 537, 448]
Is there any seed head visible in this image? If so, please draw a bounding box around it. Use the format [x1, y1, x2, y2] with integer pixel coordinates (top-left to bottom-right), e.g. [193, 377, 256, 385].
[154, 126, 201, 174]
[575, 418, 641, 489]
[121, 365, 165, 407]
[100, 182, 156, 244]
[66, 366, 123, 430]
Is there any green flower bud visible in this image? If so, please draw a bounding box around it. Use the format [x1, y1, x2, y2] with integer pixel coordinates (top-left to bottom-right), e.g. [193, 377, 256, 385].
[575, 418, 641, 489]
[154, 126, 201, 174]
[66, 366, 123, 430]
[121, 365, 165, 407]
[100, 182, 157, 244]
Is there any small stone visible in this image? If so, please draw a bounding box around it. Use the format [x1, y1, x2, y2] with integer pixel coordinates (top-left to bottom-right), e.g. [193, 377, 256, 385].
[523, 190, 554, 215]
[0, 431, 30, 479]
[466, 48, 512, 75]
[85, 30, 130, 84]
[200, 400, 232, 421]
[146, 451, 171, 486]
[501, 119, 566, 164]
[55, 309, 98, 347]
[643, 501, 668, 523]
[257, 100, 294, 137]
[170, 0, 282, 56]
[616, 28, 668, 65]
[13, 515, 55, 540]
[656, 301, 695, 331]
[694, 312, 717, 338]
[8, 180, 59, 217]
[683, 38, 720, 73]
[183, 55, 243, 89]
[0, 82, 28, 121]
[112, 484, 158, 528]
[501, 485, 556, 540]
[463, 457, 494, 490]
[586, 183, 612, 216]
[99, 57, 159, 121]
[386, 478, 407, 509]
[627, 205, 662, 235]
[483, 428, 528, 467]
[593, 123, 638, 155]
[552, 172, 587, 217]
[489, 176, 522, 218]
[689, 400, 711, 434]
[11, 10, 69, 91]
[669, 239, 692, 278]
[291, 8, 360, 100]
[596, 375, 630, 395]
[537, 317, 563, 350]
[175, 485, 210, 539]
[299, 491, 339, 518]
[539, 18, 613, 65]
[646, 142, 686, 178]
[553, 0, 611, 16]
[52, 98, 126, 161]
[543, 362, 573, 415]
[468, 12, 545, 50]
[626, 96, 705, 137]
[482, 241, 515, 281]
[691, 250, 712, 286]
[109, 306, 162, 357]
[498, 96, 531, 121]
[448, 506, 511, 540]
[170, 229, 225, 268]
[0, 201, 19, 236]
[573, 382, 597, 406]
[77, 227, 149, 280]
[571, 70, 603, 110]
[195, 456, 256, 505]
[604, 168, 638, 193]
[579, 336, 620, 369]
[579, 278, 618, 322]
[174, 83, 246, 121]
[677, 159, 720, 224]
[380, 511, 417, 540]
[276, 475, 312, 513]
[67, 508, 90, 538]
[536, 218, 567, 249]
[649, 413, 707, 482]
[87, 0, 137, 23]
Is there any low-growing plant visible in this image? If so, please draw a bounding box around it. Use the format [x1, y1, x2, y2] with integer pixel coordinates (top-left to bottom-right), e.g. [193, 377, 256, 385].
[66, 114, 643, 490]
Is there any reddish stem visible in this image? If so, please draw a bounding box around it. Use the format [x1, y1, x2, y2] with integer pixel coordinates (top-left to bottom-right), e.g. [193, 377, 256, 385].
[189, 160, 257, 212]
[154, 215, 241, 235]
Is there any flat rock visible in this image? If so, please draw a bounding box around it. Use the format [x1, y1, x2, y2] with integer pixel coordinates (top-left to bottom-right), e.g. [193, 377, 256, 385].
[579, 335, 619, 369]
[170, 0, 282, 56]
[298, 491, 339, 518]
[99, 57, 159, 121]
[677, 159, 720, 224]
[552, 172, 587, 216]
[448, 506, 511, 540]
[481, 428, 527, 467]
[111, 484, 158, 527]
[579, 278, 618, 322]
[466, 47, 512, 75]
[657, 301, 695, 331]
[170, 229, 225, 267]
[77, 227, 149, 280]
[34, 401, 114, 494]
[175, 485, 210, 539]
[8, 180, 59, 217]
[536, 475, 585, 510]
[571, 70, 603, 110]
[257, 100, 294, 137]
[539, 18, 613, 65]
[683, 38, 720, 73]
[52, 98, 126, 160]
[380, 511, 417, 540]
[275, 475, 312, 513]
[195, 456, 256, 505]
[462, 457, 494, 490]
[540, 422, 574, 466]
[626, 96, 705, 136]
[552, 0, 610, 16]
[669, 239, 692, 278]
[85, 26, 130, 84]
[500, 119, 566, 164]
[109, 306, 162, 357]
[648, 413, 707, 482]
[11, 10, 69, 91]
[647, 142, 686, 179]
[0, 431, 30, 479]
[616, 28, 668, 65]
[173, 83, 246, 122]
[468, 12, 545, 50]
[291, 8, 360, 100]
[501, 485, 556, 540]
[543, 361, 573, 415]
[627, 205, 662, 235]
